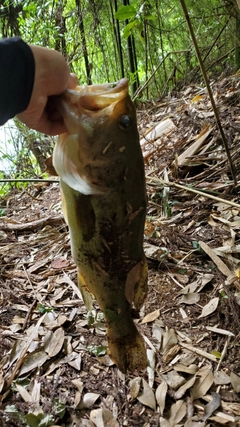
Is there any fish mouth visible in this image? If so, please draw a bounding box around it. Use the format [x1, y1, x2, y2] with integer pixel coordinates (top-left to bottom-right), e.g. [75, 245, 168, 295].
[60, 78, 129, 125]
[53, 78, 132, 195]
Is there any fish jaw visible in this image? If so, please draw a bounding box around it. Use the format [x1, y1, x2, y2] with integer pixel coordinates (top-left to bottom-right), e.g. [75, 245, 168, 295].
[53, 79, 134, 195]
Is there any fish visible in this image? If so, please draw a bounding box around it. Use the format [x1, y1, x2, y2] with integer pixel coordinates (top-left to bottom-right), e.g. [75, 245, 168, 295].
[52, 78, 148, 372]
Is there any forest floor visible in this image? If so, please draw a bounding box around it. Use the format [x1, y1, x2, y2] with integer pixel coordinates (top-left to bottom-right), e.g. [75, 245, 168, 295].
[1, 73, 240, 427]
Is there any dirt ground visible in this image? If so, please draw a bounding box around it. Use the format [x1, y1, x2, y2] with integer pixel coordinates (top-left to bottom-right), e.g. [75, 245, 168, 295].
[1, 74, 240, 426]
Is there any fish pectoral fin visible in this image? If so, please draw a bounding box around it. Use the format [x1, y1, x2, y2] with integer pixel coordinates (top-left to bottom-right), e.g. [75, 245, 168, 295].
[133, 257, 148, 311]
[125, 259, 148, 310]
[78, 270, 94, 311]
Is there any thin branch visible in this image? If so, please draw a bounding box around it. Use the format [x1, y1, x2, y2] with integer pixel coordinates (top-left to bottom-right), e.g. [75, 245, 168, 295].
[180, 0, 237, 186]
[147, 176, 240, 209]
[0, 178, 58, 183]
[0, 216, 64, 231]
[133, 50, 190, 100]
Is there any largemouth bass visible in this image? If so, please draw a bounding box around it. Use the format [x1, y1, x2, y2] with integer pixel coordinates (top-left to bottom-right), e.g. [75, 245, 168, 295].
[52, 78, 148, 372]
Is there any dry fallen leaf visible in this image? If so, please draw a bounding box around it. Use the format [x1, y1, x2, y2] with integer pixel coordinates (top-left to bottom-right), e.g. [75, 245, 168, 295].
[174, 375, 196, 400]
[163, 344, 180, 364]
[198, 241, 232, 277]
[30, 379, 41, 404]
[0, 370, 4, 393]
[184, 419, 206, 427]
[72, 378, 84, 407]
[47, 327, 65, 358]
[161, 328, 178, 354]
[155, 381, 168, 415]
[173, 363, 198, 375]
[72, 378, 84, 393]
[209, 413, 235, 424]
[206, 326, 234, 337]
[129, 377, 142, 400]
[179, 274, 214, 295]
[67, 352, 82, 370]
[190, 366, 214, 401]
[159, 417, 171, 427]
[213, 371, 231, 385]
[137, 378, 156, 411]
[230, 372, 240, 393]
[79, 393, 100, 409]
[90, 407, 119, 427]
[15, 384, 33, 402]
[168, 399, 187, 425]
[141, 309, 160, 324]
[147, 349, 156, 388]
[177, 126, 213, 166]
[161, 370, 185, 390]
[125, 262, 142, 304]
[198, 297, 219, 318]
[51, 257, 70, 269]
[78, 419, 95, 427]
[19, 350, 48, 376]
[178, 293, 200, 305]
[152, 319, 164, 348]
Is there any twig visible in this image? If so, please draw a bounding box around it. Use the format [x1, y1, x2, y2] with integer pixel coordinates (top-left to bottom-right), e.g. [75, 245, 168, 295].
[0, 215, 64, 231]
[133, 50, 190, 100]
[180, 342, 217, 362]
[4, 315, 45, 391]
[22, 299, 37, 332]
[179, 0, 237, 186]
[216, 336, 231, 371]
[147, 176, 240, 209]
[0, 178, 58, 183]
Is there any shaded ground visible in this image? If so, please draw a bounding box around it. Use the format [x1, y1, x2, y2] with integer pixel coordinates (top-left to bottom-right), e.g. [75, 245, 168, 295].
[1, 74, 240, 426]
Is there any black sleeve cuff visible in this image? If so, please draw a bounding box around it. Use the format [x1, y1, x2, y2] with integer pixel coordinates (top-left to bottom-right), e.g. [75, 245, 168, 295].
[0, 37, 35, 125]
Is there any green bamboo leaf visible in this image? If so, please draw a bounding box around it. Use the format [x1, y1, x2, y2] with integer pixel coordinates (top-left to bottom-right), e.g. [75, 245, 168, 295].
[115, 5, 136, 21]
[123, 20, 138, 38]
[144, 14, 155, 20]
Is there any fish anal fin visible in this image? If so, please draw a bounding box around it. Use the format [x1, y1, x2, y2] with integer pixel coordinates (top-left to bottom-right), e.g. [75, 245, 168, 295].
[125, 258, 148, 311]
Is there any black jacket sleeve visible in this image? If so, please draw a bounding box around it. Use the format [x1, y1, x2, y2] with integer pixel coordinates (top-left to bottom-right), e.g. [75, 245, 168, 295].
[0, 37, 35, 125]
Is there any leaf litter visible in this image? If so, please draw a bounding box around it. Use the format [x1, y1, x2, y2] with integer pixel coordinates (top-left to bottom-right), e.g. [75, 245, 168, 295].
[1, 74, 240, 425]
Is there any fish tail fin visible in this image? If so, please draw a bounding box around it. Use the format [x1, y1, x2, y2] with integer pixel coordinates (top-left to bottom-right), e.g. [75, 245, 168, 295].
[107, 322, 147, 373]
[78, 270, 94, 311]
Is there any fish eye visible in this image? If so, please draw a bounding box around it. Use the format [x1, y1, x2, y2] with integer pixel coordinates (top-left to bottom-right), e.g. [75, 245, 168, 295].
[119, 115, 131, 129]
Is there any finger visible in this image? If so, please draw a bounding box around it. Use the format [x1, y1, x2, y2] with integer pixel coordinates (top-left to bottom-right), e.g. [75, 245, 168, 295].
[35, 114, 67, 135]
[68, 73, 78, 89]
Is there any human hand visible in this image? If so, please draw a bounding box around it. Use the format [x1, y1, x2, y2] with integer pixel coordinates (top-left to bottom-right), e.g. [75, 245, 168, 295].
[17, 45, 78, 135]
